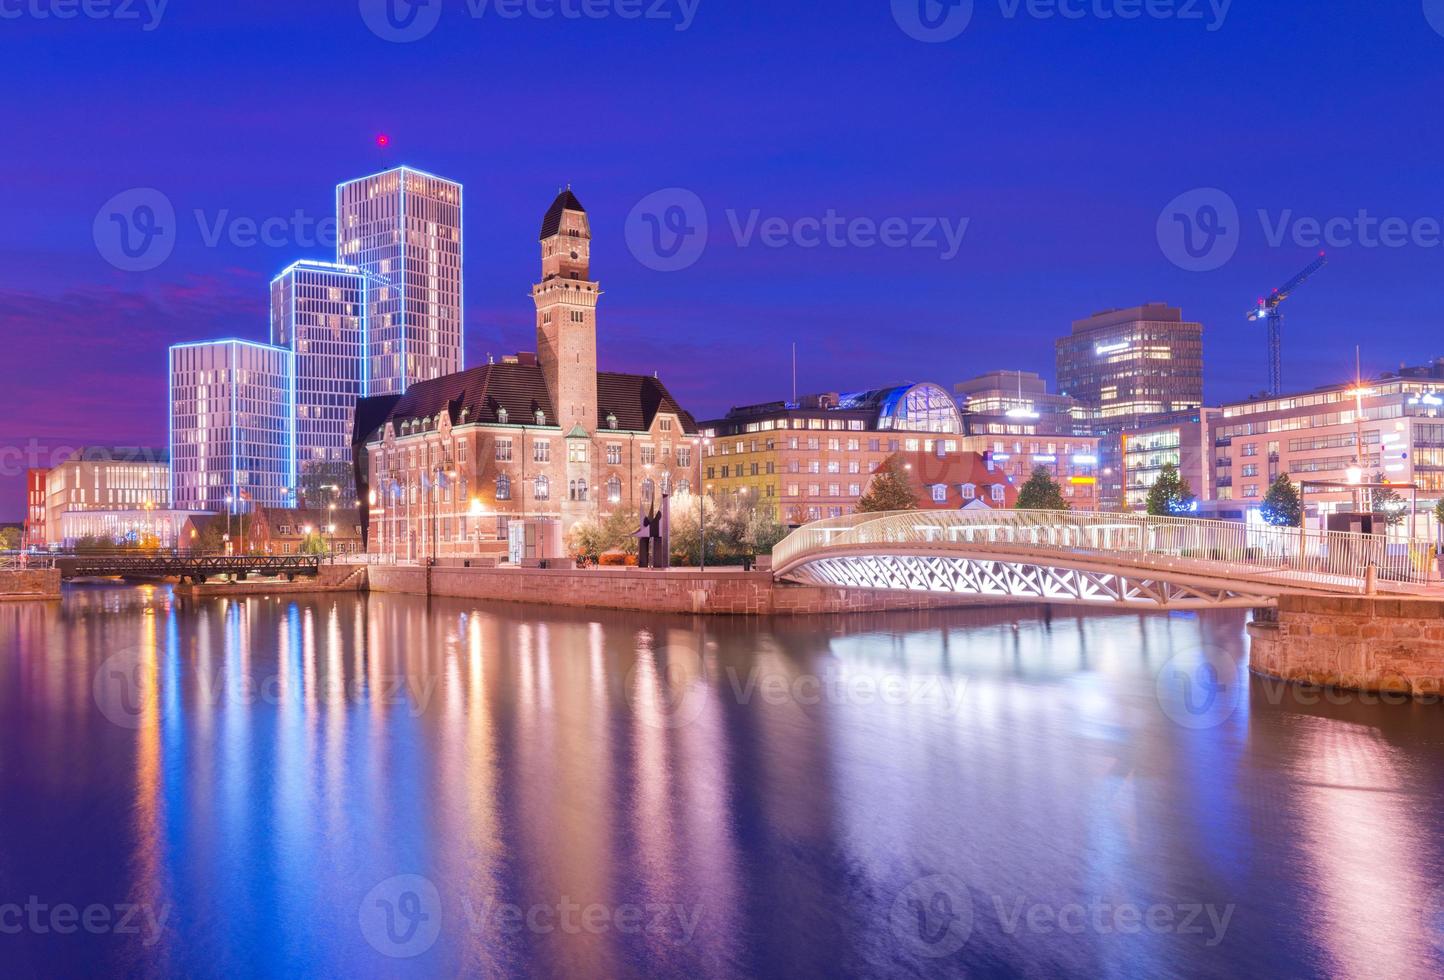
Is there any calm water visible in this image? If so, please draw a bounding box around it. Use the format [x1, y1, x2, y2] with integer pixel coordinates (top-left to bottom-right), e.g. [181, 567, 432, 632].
[1, 586, 1442, 979]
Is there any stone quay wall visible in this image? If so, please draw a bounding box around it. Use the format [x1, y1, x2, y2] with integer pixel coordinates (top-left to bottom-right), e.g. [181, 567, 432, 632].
[1248, 594, 1444, 696]
[0, 568, 62, 600]
[367, 563, 998, 616]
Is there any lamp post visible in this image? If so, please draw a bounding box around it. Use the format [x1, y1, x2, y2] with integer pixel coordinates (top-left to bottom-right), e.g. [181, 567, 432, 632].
[328, 502, 337, 555]
[693, 436, 711, 570]
[224, 493, 233, 555]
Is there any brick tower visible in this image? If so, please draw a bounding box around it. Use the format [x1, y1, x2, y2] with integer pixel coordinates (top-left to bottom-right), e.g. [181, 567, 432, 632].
[533, 188, 601, 516]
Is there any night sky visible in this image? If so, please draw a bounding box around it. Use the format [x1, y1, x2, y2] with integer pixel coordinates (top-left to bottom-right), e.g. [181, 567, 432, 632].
[4, 0, 1444, 519]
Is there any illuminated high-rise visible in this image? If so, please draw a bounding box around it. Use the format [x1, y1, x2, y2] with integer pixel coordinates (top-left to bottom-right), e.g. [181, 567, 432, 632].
[270, 260, 373, 492]
[336, 166, 463, 395]
[169, 340, 295, 513]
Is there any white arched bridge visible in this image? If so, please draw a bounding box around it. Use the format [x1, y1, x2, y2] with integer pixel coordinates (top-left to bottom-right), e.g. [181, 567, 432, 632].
[771, 510, 1438, 610]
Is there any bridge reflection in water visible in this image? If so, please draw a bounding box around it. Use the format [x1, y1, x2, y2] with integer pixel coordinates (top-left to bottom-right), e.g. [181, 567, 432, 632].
[772, 510, 1437, 610]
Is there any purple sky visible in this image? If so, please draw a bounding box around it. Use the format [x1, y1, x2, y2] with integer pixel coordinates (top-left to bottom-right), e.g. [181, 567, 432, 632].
[4, 1, 1444, 519]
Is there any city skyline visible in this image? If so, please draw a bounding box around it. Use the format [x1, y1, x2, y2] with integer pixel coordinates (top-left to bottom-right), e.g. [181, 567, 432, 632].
[6, 2, 1444, 521]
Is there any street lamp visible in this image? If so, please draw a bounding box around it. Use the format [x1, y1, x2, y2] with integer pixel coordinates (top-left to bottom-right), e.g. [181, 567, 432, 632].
[224, 493, 234, 554]
[693, 436, 712, 570]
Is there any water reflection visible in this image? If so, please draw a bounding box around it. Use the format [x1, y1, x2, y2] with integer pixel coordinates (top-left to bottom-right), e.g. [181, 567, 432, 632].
[0, 588, 1441, 977]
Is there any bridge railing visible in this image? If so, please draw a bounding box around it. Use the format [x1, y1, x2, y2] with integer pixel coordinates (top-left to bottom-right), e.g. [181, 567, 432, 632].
[772, 510, 1435, 590]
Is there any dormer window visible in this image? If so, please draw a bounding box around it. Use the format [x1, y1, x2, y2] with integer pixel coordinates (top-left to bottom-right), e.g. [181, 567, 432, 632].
[535, 409, 546, 426]
[607, 413, 618, 430]
[497, 407, 509, 424]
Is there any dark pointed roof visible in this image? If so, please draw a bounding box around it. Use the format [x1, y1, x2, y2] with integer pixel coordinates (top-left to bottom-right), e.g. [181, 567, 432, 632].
[540, 189, 585, 239]
[352, 363, 697, 445]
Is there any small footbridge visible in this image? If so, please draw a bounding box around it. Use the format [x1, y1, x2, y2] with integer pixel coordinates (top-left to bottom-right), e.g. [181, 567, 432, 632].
[771, 510, 1437, 610]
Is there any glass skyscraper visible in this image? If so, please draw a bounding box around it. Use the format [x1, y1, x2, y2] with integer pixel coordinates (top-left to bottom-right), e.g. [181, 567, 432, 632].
[336, 166, 463, 395]
[269, 260, 372, 477]
[169, 340, 295, 512]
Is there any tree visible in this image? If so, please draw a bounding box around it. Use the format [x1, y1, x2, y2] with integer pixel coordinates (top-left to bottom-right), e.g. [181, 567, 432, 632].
[568, 508, 638, 561]
[299, 531, 329, 555]
[1015, 467, 1070, 511]
[1371, 475, 1407, 529]
[1434, 497, 1444, 540]
[669, 493, 785, 565]
[856, 457, 918, 513]
[1144, 463, 1197, 517]
[1260, 474, 1302, 527]
[0, 527, 21, 551]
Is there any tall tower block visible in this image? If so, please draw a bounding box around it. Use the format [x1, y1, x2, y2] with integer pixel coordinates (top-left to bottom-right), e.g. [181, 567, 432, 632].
[532, 189, 600, 435]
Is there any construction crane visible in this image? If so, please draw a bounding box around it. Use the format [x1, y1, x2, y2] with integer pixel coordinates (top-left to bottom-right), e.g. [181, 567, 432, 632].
[1247, 251, 1328, 397]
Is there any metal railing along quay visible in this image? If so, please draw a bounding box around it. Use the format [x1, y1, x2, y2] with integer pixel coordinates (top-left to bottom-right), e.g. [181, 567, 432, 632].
[771, 510, 1437, 592]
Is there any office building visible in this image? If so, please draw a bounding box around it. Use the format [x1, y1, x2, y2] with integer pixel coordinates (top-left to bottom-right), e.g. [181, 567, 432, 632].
[954, 370, 1100, 510]
[270, 260, 374, 493]
[701, 383, 967, 524]
[23, 468, 46, 548]
[35, 447, 179, 548]
[1213, 358, 1444, 534]
[169, 340, 295, 513]
[354, 190, 697, 561]
[1120, 409, 1218, 512]
[1057, 304, 1205, 510]
[337, 166, 463, 395]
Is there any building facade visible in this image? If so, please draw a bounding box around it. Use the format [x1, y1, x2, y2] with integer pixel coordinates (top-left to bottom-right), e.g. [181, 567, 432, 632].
[954, 371, 1100, 510]
[337, 166, 463, 396]
[700, 383, 967, 524]
[1056, 304, 1205, 510]
[23, 468, 46, 548]
[1212, 360, 1444, 535]
[36, 448, 174, 548]
[354, 190, 697, 561]
[269, 260, 373, 482]
[1120, 408, 1218, 512]
[169, 340, 295, 513]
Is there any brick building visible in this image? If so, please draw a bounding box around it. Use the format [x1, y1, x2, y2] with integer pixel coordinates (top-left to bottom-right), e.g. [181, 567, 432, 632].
[699, 383, 966, 524]
[353, 190, 697, 561]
